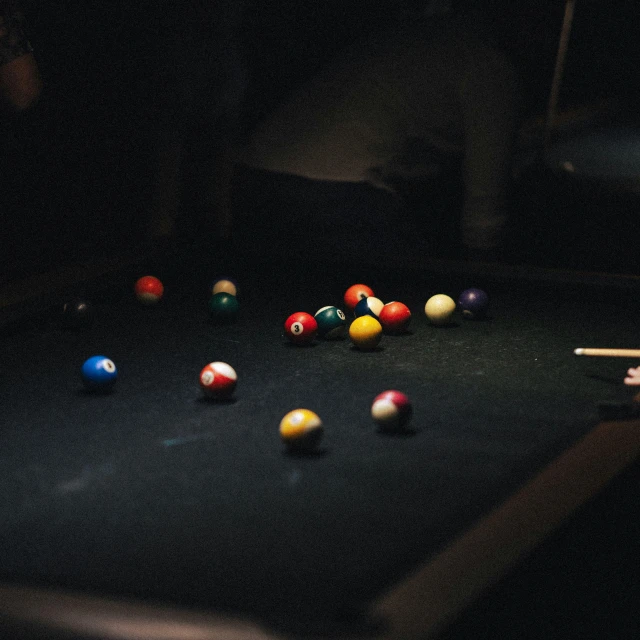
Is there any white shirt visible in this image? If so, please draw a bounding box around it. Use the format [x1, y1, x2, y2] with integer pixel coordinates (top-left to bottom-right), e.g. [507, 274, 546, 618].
[238, 14, 521, 249]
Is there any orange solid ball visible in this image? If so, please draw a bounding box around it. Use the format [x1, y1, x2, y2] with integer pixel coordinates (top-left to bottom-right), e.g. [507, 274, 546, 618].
[344, 284, 374, 311]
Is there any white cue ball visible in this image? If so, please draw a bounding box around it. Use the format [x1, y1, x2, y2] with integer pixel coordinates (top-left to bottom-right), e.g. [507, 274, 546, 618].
[424, 294, 456, 326]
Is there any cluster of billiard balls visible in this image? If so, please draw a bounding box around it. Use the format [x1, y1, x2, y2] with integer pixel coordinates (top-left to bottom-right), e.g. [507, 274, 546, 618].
[283, 283, 489, 349]
[283, 284, 413, 350]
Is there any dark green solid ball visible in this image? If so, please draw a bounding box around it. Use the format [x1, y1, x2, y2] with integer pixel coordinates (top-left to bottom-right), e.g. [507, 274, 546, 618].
[208, 292, 239, 323]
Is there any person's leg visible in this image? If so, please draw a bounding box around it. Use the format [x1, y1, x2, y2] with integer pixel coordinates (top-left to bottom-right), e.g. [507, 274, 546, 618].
[146, 1, 248, 250]
[148, 116, 182, 244]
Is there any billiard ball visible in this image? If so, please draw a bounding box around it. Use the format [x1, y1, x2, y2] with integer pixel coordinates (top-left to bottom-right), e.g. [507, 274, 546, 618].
[284, 312, 318, 345]
[425, 294, 456, 326]
[344, 284, 374, 312]
[354, 296, 384, 319]
[279, 408, 323, 452]
[379, 301, 411, 334]
[458, 288, 489, 319]
[371, 390, 413, 432]
[208, 292, 239, 323]
[135, 276, 164, 305]
[199, 361, 237, 399]
[61, 298, 94, 330]
[211, 276, 238, 297]
[349, 315, 383, 349]
[314, 306, 347, 339]
[81, 355, 117, 391]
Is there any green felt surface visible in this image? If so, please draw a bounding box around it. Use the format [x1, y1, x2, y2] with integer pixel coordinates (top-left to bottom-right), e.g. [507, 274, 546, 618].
[1, 257, 638, 634]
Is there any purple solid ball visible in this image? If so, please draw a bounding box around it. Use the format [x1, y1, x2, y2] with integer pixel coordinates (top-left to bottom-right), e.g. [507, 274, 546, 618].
[458, 288, 489, 319]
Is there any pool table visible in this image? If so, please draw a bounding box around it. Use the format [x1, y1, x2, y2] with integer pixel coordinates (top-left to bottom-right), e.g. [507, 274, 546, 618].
[1, 250, 639, 639]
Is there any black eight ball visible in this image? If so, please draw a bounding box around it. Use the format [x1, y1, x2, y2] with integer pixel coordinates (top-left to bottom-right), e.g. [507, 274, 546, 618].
[61, 298, 94, 330]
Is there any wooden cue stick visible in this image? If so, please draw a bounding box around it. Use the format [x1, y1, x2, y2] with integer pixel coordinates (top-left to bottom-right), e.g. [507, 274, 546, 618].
[544, 0, 577, 150]
[574, 348, 640, 358]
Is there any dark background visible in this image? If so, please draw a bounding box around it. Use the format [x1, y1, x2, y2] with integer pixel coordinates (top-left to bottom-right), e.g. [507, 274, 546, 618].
[1, 4, 639, 637]
[3, 0, 640, 281]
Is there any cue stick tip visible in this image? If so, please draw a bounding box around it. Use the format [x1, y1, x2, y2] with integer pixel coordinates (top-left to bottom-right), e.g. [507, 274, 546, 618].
[574, 348, 585, 356]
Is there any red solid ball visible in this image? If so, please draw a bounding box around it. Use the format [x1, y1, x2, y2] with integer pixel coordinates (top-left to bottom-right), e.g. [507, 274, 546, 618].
[135, 275, 164, 304]
[344, 284, 374, 311]
[379, 301, 411, 334]
[284, 312, 318, 345]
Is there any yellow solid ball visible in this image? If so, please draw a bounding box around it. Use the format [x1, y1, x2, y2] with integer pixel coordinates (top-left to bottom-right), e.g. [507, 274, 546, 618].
[349, 315, 383, 349]
[425, 294, 456, 326]
[279, 408, 324, 451]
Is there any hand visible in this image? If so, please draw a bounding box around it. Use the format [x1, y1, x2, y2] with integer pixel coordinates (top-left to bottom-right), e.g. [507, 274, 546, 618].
[624, 367, 640, 386]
